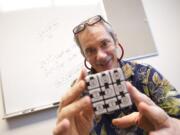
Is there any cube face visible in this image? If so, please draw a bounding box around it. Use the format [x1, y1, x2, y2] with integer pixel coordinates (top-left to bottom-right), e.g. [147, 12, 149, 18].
[118, 94, 132, 108]
[105, 98, 119, 112]
[93, 101, 106, 115]
[113, 81, 127, 96]
[86, 75, 99, 89]
[110, 68, 125, 83]
[85, 68, 132, 116]
[98, 71, 111, 86]
[101, 85, 115, 99]
[89, 88, 102, 102]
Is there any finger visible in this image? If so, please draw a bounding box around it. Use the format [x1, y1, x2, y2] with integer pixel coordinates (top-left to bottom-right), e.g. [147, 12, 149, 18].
[53, 119, 70, 135]
[64, 96, 91, 115]
[60, 80, 86, 109]
[149, 131, 159, 135]
[126, 82, 155, 106]
[78, 111, 94, 130]
[112, 112, 139, 128]
[59, 68, 87, 110]
[76, 68, 88, 82]
[81, 106, 94, 123]
[70, 68, 88, 87]
[58, 96, 91, 122]
[138, 102, 169, 129]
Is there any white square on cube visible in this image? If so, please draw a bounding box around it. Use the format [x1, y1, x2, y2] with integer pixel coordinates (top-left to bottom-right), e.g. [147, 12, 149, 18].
[113, 81, 127, 96]
[98, 71, 111, 86]
[93, 101, 107, 115]
[105, 97, 119, 112]
[101, 84, 115, 99]
[86, 74, 99, 89]
[89, 88, 103, 102]
[110, 68, 125, 82]
[118, 94, 132, 108]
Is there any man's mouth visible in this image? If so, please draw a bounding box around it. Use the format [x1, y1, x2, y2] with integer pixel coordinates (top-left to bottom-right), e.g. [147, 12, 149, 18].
[97, 56, 112, 67]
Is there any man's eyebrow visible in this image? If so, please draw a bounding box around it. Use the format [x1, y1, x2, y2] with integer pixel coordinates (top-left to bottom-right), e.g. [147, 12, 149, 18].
[100, 38, 111, 43]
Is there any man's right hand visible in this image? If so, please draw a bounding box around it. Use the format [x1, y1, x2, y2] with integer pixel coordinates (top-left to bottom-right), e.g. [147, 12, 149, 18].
[53, 69, 94, 135]
[112, 82, 180, 135]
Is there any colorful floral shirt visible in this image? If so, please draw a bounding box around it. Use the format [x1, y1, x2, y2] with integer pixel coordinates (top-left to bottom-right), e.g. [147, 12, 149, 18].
[89, 60, 180, 135]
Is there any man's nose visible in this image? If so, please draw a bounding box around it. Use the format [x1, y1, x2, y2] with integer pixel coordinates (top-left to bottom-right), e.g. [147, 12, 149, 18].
[96, 49, 107, 60]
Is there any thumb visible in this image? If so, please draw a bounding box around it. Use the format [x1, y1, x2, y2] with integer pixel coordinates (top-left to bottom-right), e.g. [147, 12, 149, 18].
[149, 129, 168, 135]
[126, 82, 155, 106]
[138, 102, 169, 130]
[53, 119, 70, 135]
[112, 112, 139, 128]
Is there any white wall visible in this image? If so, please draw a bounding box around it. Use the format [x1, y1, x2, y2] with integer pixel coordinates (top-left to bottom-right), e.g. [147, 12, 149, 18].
[141, 0, 180, 91]
[0, 0, 180, 135]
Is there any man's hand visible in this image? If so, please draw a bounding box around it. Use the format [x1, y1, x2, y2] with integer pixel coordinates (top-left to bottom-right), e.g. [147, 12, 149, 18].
[112, 82, 180, 135]
[53, 69, 94, 135]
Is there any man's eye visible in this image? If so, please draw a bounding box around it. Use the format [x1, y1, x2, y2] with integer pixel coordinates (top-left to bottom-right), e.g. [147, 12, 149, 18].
[86, 48, 96, 56]
[102, 41, 110, 48]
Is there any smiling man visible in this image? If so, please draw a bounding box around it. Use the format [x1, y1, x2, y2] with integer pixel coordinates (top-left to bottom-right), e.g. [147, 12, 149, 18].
[76, 23, 119, 72]
[53, 15, 180, 135]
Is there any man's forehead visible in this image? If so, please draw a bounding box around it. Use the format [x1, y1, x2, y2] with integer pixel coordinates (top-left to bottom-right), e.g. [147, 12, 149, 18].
[78, 25, 111, 46]
[78, 23, 108, 38]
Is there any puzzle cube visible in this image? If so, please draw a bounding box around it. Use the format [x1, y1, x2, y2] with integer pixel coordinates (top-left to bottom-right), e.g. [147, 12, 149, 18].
[85, 68, 132, 116]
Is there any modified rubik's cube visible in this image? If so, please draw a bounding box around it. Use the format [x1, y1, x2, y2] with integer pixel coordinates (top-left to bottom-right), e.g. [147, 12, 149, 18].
[85, 68, 132, 116]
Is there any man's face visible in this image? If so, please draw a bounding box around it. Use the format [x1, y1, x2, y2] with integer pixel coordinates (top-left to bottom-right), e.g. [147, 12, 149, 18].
[77, 24, 119, 72]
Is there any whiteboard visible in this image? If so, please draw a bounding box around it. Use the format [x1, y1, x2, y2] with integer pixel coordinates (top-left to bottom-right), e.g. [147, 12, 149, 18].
[0, 0, 157, 118]
[0, 2, 106, 118]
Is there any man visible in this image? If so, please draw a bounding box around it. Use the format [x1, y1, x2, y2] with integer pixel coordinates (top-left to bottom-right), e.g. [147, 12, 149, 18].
[53, 15, 180, 135]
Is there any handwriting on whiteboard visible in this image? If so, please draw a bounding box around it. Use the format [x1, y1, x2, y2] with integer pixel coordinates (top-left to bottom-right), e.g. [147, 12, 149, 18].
[40, 45, 83, 88]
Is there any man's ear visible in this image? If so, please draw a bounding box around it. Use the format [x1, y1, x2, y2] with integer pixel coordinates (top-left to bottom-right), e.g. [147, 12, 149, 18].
[113, 33, 119, 44]
[113, 33, 120, 54]
[115, 45, 120, 59]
